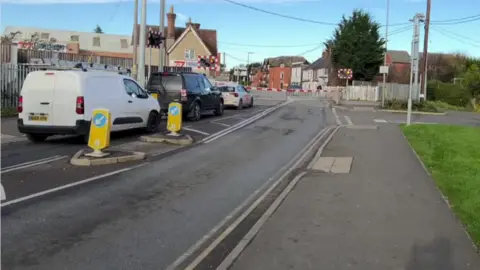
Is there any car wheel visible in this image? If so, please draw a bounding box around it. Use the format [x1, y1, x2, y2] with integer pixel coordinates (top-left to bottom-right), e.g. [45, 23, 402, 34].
[214, 101, 224, 116]
[189, 102, 202, 121]
[145, 111, 160, 133]
[26, 134, 48, 143]
[236, 99, 243, 110]
[249, 97, 254, 108]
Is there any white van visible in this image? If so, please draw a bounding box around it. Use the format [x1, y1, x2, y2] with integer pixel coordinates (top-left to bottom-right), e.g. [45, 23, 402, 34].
[17, 70, 161, 142]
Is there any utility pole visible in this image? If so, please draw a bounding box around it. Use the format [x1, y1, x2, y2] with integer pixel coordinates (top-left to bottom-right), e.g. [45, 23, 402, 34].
[132, 0, 138, 81]
[159, 0, 166, 71]
[138, 0, 147, 87]
[246, 52, 253, 85]
[407, 13, 425, 126]
[381, 0, 390, 108]
[420, 0, 431, 100]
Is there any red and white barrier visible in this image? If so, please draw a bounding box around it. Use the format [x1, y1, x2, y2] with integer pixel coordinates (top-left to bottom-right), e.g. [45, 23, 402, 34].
[245, 87, 343, 93]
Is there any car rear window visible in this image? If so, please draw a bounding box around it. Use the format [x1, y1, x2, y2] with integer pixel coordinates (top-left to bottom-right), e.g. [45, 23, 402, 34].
[218, 86, 236, 92]
[148, 73, 182, 91]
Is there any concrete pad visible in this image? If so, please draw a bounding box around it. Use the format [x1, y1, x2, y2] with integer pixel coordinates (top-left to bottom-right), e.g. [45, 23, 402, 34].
[312, 157, 335, 172]
[344, 125, 379, 130]
[70, 149, 146, 166]
[373, 119, 388, 123]
[140, 133, 194, 145]
[330, 157, 353, 173]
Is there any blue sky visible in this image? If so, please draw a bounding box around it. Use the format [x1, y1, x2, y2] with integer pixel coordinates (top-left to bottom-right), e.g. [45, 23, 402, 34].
[1, 0, 480, 68]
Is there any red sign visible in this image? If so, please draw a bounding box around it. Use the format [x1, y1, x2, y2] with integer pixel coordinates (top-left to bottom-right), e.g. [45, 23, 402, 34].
[170, 60, 185, 67]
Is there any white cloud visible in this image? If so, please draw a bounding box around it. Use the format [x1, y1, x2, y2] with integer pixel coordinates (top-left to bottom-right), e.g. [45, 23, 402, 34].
[0, 0, 317, 4]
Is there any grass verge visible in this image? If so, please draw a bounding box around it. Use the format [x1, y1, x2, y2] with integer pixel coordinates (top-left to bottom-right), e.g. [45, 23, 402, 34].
[1, 107, 18, 117]
[402, 124, 480, 249]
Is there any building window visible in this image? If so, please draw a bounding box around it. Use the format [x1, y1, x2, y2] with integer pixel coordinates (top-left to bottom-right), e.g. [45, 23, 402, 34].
[120, 39, 128, 49]
[184, 49, 195, 60]
[280, 83, 284, 89]
[280, 72, 284, 80]
[93, 37, 101, 47]
[40, 33, 50, 40]
[70, 35, 79, 42]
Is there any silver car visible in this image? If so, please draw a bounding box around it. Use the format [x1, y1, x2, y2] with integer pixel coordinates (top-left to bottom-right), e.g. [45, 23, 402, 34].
[218, 85, 254, 109]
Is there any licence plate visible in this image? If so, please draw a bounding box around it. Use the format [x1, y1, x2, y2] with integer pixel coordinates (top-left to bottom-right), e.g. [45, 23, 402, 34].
[29, 115, 48, 121]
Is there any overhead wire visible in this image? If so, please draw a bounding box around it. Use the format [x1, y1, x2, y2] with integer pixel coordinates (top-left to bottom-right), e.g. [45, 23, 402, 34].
[430, 27, 480, 48]
[431, 26, 480, 44]
[222, 0, 480, 27]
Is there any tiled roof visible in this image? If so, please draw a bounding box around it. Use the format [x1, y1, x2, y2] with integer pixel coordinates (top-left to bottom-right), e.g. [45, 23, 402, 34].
[387, 50, 410, 63]
[132, 24, 217, 55]
[265, 56, 308, 67]
[304, 57, 326, 70]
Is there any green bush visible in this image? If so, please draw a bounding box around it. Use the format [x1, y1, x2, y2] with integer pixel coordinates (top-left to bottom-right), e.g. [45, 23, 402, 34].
[427, 80, 470, 107]
[383, 99, 439, 112]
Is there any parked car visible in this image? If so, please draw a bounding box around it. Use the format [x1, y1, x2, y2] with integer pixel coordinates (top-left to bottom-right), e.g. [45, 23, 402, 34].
[17, 70, 160, 143]
[287, 84, 303, 91]
[146, 71, 224, 121]
[218, 84, 254, 109]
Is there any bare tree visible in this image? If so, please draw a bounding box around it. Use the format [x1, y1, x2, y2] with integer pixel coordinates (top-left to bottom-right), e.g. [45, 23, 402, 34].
[0, 31, 22, 44]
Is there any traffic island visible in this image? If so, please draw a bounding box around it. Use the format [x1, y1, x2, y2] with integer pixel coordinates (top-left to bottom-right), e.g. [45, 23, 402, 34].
[140, 132, 194, 145]
[70, 149, 146, 166]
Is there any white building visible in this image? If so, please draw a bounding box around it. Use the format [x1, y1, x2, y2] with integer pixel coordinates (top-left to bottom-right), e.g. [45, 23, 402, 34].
[290, 61, 309, 86]
[302, 57, 329, 90]
[3, 26, 132, 55]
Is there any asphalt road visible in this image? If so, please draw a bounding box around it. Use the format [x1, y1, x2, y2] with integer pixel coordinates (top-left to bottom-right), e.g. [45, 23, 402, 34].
[1, 99, 328, 270]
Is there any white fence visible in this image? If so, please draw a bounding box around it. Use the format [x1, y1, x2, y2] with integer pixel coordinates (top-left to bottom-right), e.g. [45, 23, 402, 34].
[341, 83, 418, 102]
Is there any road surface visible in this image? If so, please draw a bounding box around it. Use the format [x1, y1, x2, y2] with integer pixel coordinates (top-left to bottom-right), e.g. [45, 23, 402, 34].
[1, 99, 329, 270]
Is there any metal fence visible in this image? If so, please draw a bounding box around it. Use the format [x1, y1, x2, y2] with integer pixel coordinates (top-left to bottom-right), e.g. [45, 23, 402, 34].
[1, 63, 43, 109]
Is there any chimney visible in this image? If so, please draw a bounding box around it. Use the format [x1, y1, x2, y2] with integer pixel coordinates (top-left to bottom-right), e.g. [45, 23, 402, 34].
[185, 17, 192, 28]
[167, 5, 176, 39]
[192, 23, 200, 30]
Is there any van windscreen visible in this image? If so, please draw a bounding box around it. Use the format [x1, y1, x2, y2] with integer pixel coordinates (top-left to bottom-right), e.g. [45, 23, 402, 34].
[148, 74, 182, 91]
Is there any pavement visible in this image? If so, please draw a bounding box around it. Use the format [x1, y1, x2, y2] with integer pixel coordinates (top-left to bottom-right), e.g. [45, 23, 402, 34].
[332, 105, 480, 127]
[1, 99, 330, 270]
[229, 125, 480, 270]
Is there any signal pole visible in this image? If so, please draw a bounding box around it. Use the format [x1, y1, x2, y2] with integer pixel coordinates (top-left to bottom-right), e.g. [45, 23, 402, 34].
[138, 0, 147, 87]
[159, 0, 166, 71]
[420, 0, 431, 100]
[381, 0, 390, 108]
[132, 0, 138, 81]
[407, 13, 425, 126]
[246, 52, 253, 84]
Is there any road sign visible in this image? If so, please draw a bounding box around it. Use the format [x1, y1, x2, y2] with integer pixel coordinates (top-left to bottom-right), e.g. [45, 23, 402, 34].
[167, 102, 182, 134]
[88, 109, 111, 151]
[379, 65, 389, 74]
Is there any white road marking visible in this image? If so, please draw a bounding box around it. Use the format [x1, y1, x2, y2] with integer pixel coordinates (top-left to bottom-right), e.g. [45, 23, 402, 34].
[210, 121, 231, 127]
[332, 108, 342, 125]
[344, 115, 353, 125]
[1, 163, 147, 207]
[182, 127, 210, 136]
[202, 100, 292, 144]
[1, 155, 68, 174]
[1, 134, 27, 144]
[374, 119, 388, 123]
[179, 126, 331, 270]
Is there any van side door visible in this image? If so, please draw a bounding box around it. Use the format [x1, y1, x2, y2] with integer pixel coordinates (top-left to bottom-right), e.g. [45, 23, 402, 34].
[122, 79, 146, 128]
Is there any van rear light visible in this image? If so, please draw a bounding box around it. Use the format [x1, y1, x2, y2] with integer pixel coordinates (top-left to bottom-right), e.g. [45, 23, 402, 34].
[76, 96, 84, 114]
[17, 96, 23, 113]
[45, 72, 54, 75]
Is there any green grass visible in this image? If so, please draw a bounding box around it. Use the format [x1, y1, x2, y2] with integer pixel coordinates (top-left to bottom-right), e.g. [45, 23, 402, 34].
[1, 107, 17, 117]
[402, 124, 480, 248]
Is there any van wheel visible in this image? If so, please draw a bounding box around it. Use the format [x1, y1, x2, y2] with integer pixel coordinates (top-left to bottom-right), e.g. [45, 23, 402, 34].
[145, 111, 160, 133]
[214, 101, 224, 116]
[26, 134, 48, 143]
[189, 102, 201, 121]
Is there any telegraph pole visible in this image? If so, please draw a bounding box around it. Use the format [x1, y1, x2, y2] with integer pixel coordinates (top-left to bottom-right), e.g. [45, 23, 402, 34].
[132, 0, 138, 80]
[138, 0, 147, 87]
[407, 13, 425, 126]
[420, 0, 431, 100]
[381, 0, 390, 108]
[159, 0, 166, 71]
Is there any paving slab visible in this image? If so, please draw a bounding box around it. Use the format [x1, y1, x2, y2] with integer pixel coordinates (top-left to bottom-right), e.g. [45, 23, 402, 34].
[231, 125, 480, 270]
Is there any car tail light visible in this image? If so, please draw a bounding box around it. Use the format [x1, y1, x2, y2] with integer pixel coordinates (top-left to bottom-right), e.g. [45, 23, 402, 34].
[231, 92, 239, 97]
[76, 96, 84, 114]
[180, 89, 187, 101]
[17, 96, 23, 113]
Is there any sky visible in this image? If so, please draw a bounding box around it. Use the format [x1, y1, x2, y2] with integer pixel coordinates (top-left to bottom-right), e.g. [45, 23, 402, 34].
[1, 0, 480, 68]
